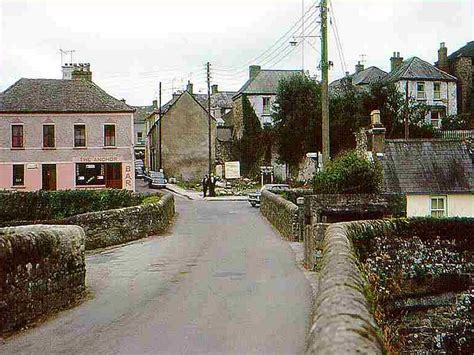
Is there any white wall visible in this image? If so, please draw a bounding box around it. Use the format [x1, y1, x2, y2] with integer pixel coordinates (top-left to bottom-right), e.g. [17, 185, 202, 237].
[407, 194, 474, 217]
[248, 95, 276, 126]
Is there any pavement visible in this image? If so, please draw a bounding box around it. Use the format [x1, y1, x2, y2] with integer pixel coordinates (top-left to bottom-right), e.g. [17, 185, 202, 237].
[1, 188, 312, 354]
[164, 183, 249, 202]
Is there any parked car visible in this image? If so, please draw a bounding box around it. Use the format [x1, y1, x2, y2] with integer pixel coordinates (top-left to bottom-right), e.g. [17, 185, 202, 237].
[148, 171, 167, 189]
[248, 184, 290, 207]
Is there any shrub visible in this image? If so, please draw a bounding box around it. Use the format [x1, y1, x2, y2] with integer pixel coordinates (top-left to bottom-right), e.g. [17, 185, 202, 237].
[0, 189, 144, 222]
[313, 150, 383, 194]
[142, 195, 161, 205]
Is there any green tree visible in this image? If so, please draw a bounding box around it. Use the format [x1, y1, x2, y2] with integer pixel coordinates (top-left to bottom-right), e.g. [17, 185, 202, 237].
[235, 96, 263, 177]
[272, 74, 322, 172]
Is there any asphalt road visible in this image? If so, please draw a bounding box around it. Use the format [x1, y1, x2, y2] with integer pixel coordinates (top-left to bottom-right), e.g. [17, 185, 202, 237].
[2, 196, 312, 354]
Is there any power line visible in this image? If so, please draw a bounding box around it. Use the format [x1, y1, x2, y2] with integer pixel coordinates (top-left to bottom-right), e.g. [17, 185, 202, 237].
[329, 0, 347, 73]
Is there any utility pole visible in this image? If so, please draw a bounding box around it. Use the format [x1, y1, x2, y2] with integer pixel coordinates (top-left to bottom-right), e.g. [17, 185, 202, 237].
[206, 62, 212, 176]
[302, 0, 305, 71]
[158, 81, 163, 170]
[320, 0, 330, 169]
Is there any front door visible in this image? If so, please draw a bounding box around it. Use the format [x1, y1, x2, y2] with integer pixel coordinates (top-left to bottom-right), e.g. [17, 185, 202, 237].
[106, 163, 122, 189]
[42, 164, 57, 190]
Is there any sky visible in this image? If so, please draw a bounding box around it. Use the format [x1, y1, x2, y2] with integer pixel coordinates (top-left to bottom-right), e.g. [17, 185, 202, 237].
[0, 0, 473, 106]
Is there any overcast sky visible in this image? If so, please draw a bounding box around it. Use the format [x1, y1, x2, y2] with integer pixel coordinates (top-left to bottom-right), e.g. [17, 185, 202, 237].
[1, 0, 473, 105]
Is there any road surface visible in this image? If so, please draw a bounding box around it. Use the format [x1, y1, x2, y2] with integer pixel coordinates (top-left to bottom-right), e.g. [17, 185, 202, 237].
[2, 197, 312, 354]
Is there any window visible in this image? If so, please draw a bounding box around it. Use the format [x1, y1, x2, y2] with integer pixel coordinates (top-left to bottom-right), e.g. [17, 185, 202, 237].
[416, 82, 426, 100]
[433, 82, 441, 100]
[104, 124, 116, 147]
[262, 97, 271, 115]
[43, 125, 55, 148]
[11, 125, 24, 148]
[76, 163, 105, 186]
[12, 164, 24, 186]
[74, 125, 86, 147]
[430, 196, 446, 218]
[430, 111, 440, 128]
[137, 132, 143, 143]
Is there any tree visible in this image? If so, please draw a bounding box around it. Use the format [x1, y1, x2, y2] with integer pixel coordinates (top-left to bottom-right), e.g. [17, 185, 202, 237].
[235, 96, 263, 177]
[272, 74, 322, 172]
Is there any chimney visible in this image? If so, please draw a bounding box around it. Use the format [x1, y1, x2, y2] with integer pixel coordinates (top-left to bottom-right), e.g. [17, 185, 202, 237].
[368, 110, 386, 155]
[355, 61, 364, 73]
[69, 63, 92, 81]
[249, 65, 261, 80]
[438, 42, 449, 72]
[390, 52, 403, 72]
[152, 100, 158, 108]
[211, 84, 218, 95]
[121, 98, 126, 103]
[186, 81, 193, 94]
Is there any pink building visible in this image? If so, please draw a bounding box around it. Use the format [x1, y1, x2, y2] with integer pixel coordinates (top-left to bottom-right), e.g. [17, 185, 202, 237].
[0, 64, 136, 191]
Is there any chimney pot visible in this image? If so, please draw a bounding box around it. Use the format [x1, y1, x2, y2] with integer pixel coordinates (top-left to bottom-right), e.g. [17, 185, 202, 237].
[355, 61, 364, 73]
[211, 84, 218, 95]
[438, 42, 449, 72]
[390, 52, 403, 72]
[249, 65, 261, 80]
[152, 99, 158, 108]
[369, 110, 386, 155]
[186, 81, 193, 94]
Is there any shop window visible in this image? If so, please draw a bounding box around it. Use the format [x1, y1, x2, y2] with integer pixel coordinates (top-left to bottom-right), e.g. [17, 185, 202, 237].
[75, 163, 105, 186]
[104, 124, 116, 147]
[12, 125, 24, 148]
[74, 125, 86, 147]
[43, 125, 55, 148]
[430, 196, 446, 218]
[13, 164, 24, 186]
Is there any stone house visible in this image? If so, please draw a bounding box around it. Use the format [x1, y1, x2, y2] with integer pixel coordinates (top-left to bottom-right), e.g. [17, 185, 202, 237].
[132, 102, 157, 160]
[0, 64, 136, 191]
[329, 62, 387, 95]
[146, 86, 217, 181]
[231, 65, 302, 139]
[210, 84, 236, 126]
[384, 53, 457, 128]
[436, 41, 474, 126]
[365, 112, 474, 217]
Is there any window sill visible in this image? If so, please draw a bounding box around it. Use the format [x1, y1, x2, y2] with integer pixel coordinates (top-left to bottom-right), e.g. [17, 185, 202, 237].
[42, 147, 56, 150]
[11, 147, 25, 150]
[11, 185, 26, 189]
[76, 185, 106, 188]
[103, 146, 117, 149]
[73, 146, 87, 149]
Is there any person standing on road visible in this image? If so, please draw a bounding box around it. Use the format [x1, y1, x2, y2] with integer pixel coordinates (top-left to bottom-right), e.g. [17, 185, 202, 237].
[202, 175, 209, 197]
[209, 174, 217, 197]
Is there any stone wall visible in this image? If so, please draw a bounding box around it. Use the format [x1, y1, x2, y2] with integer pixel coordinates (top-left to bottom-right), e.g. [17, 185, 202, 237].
[306, 222, 384, 354]
[65, 193, 175, 250]
[260, 190, 300, 241]
[0, 225, 86, 333]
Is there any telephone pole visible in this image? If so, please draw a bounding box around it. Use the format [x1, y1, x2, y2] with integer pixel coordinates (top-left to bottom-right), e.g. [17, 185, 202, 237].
[320, 0, 330, 169]
[158, 81, 163, 170]
[206, 62, 212, 176]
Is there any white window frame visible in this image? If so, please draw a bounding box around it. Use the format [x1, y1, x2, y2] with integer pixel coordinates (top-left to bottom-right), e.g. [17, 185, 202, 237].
[262, 97, 271, 115]
[74, 123, 87, 148]
[103, 123, 116, 147]
[416, 82, 426, 100]
[430, 196, 447, 218]
[433, 82, 441, 101]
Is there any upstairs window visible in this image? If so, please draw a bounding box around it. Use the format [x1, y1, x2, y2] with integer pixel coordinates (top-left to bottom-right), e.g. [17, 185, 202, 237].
[262, 97, 271, 115]
[11, 125, 24, 148]
[74, 124, 86, 147]
[43, 124, 55, 148]
[13, 164, 24, 186]
[416, 82, 426, 100]
[433, 82, 441, 100]
[430, 196, 446, 218]
[104, 124, 116, 147]
[137, 132, 143, 143]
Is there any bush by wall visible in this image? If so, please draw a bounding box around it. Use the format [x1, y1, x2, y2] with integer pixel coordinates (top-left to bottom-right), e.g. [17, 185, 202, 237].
[0, 190, 144, 223]
[313, 150, 383, 194]
[0, 225, 86, 333]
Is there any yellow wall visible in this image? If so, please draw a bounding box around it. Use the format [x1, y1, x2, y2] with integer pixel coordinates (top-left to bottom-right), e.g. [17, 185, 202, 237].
[407, 194, 474, 217]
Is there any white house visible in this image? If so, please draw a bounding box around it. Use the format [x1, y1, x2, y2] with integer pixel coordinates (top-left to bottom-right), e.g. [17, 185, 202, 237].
[384, 53, 458, 128]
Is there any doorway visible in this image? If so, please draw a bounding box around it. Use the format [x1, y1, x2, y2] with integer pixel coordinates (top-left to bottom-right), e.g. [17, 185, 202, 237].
[42, 164, 57, 191]
[106, 163, 122, 189]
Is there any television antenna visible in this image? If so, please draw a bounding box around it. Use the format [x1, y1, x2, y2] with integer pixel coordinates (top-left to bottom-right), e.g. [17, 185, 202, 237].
[59, 48, 76, 65]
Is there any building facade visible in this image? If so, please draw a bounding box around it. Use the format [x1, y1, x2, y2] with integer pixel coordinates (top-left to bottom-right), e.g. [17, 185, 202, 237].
[133, 102, 156, 161]
[385, 54, 457, 128]
[0, 65, 135, 191]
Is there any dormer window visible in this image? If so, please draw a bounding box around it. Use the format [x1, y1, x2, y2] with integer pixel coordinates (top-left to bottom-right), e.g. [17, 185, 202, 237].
[416, 82, 426, 100]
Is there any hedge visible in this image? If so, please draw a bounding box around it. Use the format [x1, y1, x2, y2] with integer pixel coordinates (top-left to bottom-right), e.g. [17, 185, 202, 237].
[0, 189, 144, 222]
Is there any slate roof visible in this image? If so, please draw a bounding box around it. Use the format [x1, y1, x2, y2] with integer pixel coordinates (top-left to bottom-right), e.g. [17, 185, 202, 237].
[448, 41, 474, 60]
[330, 66, 387, 95]
[234, 69, 303, 98]
[384, 57, 456, 83]
[0, 78, 135, 113]
[382, 139, 474, 194]
[211, 91, 236, 109]
[133, 104, 155, 124]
